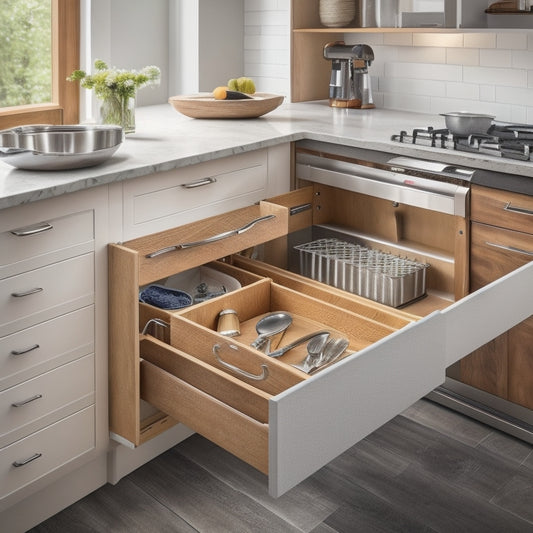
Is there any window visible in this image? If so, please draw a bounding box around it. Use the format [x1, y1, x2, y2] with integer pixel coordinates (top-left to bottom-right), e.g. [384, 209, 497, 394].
[0, 0, 79, 129]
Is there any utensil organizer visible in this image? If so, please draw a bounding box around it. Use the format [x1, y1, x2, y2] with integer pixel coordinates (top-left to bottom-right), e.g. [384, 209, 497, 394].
[109, 185, 453, 497]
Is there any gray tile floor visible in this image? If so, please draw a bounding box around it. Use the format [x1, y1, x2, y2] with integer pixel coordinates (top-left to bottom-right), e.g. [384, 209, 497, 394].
[30, 399, 533, 533]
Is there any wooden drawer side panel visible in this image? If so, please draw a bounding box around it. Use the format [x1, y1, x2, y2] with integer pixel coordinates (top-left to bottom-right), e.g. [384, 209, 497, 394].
[108, 244, 141, 445]
[141, 360, 269, 474]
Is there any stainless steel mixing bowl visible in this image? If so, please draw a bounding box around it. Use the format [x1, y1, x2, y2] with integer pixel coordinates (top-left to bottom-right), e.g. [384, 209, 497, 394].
[0, 124, 124, 170]
[440, 112, 495, 136]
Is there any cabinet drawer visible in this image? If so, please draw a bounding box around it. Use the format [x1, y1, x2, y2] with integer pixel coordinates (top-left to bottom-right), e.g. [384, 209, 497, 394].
[0, 306, 94, 392]
[139, 278, 444, 497]
[470, 221, 533, 290]
[0, 253, 94, 337]
[122, 150, 269, 239]
[0, 406, 94, 502]
[471, 185, 533, 234]
[0, 354, 94, 448]
[0, 210, 94, 280]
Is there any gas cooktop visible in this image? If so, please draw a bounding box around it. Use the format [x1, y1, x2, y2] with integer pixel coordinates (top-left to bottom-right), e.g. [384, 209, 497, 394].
[391, 123, 533, 162]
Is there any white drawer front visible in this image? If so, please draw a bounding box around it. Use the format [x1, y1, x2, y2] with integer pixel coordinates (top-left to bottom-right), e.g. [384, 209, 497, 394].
[0, 406, 94, 501]
[0, 210, 94, 280]
[0, 354, 95, 448]
[0, 306, 94, 392]
[269, 312, 446, 497]
[122, 150, 268, 239]
[0, 253, 94, 337]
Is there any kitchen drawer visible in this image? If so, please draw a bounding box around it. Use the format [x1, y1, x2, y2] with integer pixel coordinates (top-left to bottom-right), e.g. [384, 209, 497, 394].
[0, 306, 94, 392]
[0, 253, 94, 338]
[121, 149, 270, 239]
[0, 354, 94, 449]
[0, 210, 94, 281]
[0, 406, 94, 502]
[471, 184, 533, 235]
[470, 221, 533, 290]
[139, 278, 444, 497]
[109, 187, 533, 496]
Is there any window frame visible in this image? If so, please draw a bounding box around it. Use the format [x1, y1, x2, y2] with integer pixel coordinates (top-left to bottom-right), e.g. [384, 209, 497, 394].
[0, 0, 80, 129]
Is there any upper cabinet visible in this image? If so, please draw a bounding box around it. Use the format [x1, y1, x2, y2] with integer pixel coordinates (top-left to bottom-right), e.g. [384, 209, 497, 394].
[293, 0, 533, 32]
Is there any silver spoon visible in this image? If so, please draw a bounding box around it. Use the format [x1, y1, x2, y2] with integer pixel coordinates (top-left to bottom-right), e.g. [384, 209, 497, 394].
[250, 311, 292, 353]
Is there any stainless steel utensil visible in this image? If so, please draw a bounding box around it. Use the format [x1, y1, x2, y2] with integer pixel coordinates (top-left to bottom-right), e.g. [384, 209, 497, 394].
[267, 330, 330, 358]
[309, 337, 349, 374]
[250, 312, 292, 353]
[291, 333, 329, 373]
[440, 112, 494, 136]
[0, 124, 124, 170]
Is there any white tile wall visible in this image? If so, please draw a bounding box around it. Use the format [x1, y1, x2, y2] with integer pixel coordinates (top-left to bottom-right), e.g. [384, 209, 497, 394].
[243, 4, 533, 122]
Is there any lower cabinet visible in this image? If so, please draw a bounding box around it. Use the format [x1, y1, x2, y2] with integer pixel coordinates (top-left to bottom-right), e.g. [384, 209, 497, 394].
[460, 185, 533, 409]
[109, 184, 533, 497]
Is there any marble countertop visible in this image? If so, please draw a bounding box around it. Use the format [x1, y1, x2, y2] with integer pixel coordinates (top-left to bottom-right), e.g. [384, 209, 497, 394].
[2, 100, 533, 211]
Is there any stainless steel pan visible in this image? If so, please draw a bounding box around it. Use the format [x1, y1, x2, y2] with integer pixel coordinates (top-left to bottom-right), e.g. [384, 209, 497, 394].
[0, 124, 124, 170]
[440, 112, 494, 136]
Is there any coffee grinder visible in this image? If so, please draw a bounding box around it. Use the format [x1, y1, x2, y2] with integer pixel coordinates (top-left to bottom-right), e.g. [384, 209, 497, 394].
[323, 41, 375, 109]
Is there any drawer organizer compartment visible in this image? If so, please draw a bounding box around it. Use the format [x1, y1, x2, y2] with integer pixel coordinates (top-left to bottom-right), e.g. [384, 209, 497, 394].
[139, 277, 413, 483]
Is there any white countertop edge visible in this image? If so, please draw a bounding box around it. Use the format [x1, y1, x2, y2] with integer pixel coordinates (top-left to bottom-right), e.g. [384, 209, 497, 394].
[2, 102, 533, 211]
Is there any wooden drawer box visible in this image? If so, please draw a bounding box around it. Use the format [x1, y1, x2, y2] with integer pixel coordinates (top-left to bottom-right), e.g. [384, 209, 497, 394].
[109, 187, 533, 497]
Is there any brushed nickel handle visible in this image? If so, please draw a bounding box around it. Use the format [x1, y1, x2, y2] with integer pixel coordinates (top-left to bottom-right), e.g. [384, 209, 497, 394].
[486, 241, 533, 257]
[10, 223, 53, 236]
[11, 287, 43, 298]
[289, 203, 312, 216]
[181, 177, 217, 189]
[146, 214, 276, 258]
[213, 343, 269, 381]
[11, 344, 40, 356]
[12, 394, 43, 407]
[141, 318, 169, 335]
[12, 453, 42, 467]
[503, 202, 533, 216]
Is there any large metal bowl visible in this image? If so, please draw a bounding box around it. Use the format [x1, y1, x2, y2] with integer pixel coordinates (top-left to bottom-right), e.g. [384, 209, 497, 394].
[440, 112, 495, 136]
[0, 124, 124, 170]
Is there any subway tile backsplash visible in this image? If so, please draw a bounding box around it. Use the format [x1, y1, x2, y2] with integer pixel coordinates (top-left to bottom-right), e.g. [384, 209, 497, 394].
[243, 2, 533, 123]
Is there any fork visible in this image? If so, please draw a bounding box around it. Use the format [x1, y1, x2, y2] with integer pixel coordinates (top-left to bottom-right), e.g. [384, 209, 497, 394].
[291, 333, 329, 373]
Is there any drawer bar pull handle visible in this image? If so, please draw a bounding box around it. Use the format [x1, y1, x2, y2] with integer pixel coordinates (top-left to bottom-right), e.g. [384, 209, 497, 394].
[213, 343, 269, 381]
[11, 344, 40, 356]
[290, 203, 312, 216]
[12, 394, 43, 407]
[10, 223, 53, 236]
[141, 318, 169, 335]
[503, 202, 533, 216]
[146, 214, 276, 258]
[11, 287, 43, 298]
[181, 177, 217, 189]
[486, 241, 533, 257]
[12, 453, 42, 467]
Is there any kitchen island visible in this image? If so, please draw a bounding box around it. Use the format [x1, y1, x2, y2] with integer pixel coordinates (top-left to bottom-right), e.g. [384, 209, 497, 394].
[2, 101, 533, 211]
[1, 101, 533, 532]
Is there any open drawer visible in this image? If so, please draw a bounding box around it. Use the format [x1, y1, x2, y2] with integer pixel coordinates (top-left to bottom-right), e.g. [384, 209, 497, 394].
[108, 187, 533, 497]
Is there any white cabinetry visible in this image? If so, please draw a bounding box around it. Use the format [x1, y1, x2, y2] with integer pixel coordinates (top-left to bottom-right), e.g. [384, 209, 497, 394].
[0, 187, 108, 532]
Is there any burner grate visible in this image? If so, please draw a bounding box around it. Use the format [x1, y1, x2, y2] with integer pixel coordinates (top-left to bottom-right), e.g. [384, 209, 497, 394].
[391, 125, 533, 161]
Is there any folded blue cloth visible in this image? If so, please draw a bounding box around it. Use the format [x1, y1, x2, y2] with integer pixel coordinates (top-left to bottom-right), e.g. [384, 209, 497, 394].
[139, 284, 192, 309]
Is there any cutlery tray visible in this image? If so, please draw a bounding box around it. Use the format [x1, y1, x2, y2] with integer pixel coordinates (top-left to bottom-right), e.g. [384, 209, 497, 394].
[295, 238, 429, 307]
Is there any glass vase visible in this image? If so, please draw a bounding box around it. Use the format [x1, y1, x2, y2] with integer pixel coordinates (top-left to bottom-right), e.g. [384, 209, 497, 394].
[99, 93, 136, 134]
